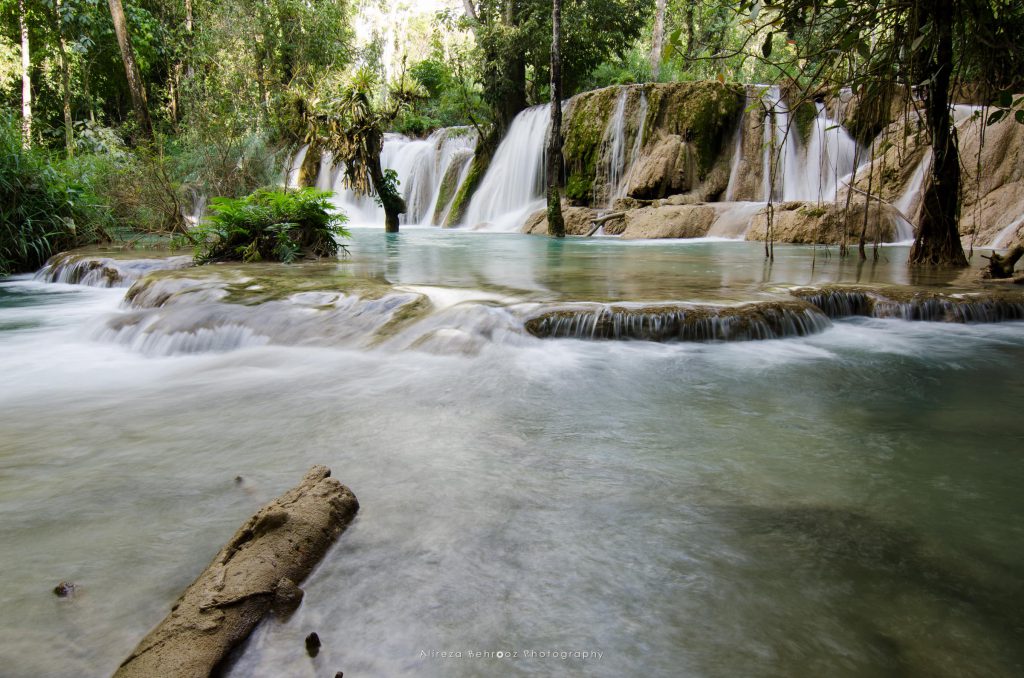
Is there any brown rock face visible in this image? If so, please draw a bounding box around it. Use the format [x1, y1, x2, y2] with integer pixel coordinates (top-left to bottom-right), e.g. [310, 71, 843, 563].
[113, 466, 359, 678]
[624, 135, 707, 200]
[745, 200, 900, 244]
[521, 206, 599, 235]
[621, 205, 717, 239]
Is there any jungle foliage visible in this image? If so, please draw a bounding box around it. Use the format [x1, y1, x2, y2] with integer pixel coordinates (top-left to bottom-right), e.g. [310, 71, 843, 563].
[191, 187, 348, 263]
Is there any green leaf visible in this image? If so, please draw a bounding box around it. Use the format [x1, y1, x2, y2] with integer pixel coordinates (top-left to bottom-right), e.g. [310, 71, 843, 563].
[1016, 110, 1024, 125]
[998, 91, 1013, 108]
[987, 109, 1006, 125]
[762, 32, 773, 58]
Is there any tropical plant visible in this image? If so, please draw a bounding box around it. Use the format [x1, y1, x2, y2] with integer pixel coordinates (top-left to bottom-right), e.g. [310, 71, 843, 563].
[0, 115, 108, 275]
[300, 66, 422, 232]
[191, 187, 348, 263]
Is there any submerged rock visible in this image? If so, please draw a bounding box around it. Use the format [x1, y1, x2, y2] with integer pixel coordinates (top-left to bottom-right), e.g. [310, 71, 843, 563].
[305, 632, 321, 658]
[53, 582, 76, 598]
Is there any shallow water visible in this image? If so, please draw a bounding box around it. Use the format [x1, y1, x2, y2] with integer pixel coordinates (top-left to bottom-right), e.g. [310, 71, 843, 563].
[1, 233, 1022, 678]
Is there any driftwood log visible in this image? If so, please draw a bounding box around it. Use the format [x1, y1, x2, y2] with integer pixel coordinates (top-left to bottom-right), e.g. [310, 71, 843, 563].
[982, 245, 1024, 279]
[114, 466, 359, 678]
[587, 211, 626, 236]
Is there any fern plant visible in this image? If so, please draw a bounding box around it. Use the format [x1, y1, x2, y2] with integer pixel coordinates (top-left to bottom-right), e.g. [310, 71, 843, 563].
[192, 188, 349, 263]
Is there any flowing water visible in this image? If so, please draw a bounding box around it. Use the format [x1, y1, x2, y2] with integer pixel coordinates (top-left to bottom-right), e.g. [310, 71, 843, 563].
[2, 232, 1023, 678]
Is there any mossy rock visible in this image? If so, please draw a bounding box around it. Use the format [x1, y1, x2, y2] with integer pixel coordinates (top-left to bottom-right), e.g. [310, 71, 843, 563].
[642, 81, 744, 178]
[562, 86, 624, 201]
[445, 143, 493, 227]
[566, 173, 593, 203]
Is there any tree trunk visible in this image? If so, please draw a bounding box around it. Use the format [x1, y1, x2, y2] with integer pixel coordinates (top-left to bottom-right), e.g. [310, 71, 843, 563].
[367, 134, 406, 233]
[19, 0, 31, 149]
[651, 0, 667, 80]
[684, 4, 695, 61]
[908, 0, 968, 266]
[547, 0, 565, 238]
[54, 0, 73, 155]
[108, 0, 154, 141]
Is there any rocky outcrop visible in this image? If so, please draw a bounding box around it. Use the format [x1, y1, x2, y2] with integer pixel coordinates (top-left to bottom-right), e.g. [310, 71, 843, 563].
[620, 204, 717, 239]
[745, 200, 902, 244]
[562, 81, 744, 205]
[521, 206, 600, 235]
[114, 466, 358, 678]
[35, 251, 193, 288]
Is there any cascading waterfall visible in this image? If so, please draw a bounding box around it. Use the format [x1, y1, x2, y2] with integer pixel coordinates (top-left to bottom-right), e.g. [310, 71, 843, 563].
[315, 151, 335, 191]
[614, 90, 649, 203]
[462, 104, 551, 231]
[325, 128, 477, 226]
[284, 144, 309, 189]
[758, 86, 858, 203]
[989, 213, 1024, 249]
[795, 102, 858, 202]
[600, 90, 630, 206]
[723, 108, 746, 202]
[892, 154, 932, 242]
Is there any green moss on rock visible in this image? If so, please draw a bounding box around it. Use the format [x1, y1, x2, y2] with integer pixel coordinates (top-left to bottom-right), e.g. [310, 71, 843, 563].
[643, 81, 744, 178]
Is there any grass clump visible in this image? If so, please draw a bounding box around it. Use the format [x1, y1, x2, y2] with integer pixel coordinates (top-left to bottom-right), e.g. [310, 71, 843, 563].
[192, 188, 349, 264]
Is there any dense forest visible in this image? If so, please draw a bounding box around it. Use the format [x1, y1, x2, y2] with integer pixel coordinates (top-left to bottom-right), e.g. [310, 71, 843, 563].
[1, 0, 1023, 273]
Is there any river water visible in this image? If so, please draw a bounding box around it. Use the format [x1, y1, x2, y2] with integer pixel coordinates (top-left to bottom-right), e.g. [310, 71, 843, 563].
[1, 230, 1023, 677]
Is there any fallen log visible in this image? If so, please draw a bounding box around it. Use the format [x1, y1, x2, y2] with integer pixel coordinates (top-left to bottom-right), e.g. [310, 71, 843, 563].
[114, 466, 359, 678]
[982, 245, 1024, 279]
[587, 211, 626, 236]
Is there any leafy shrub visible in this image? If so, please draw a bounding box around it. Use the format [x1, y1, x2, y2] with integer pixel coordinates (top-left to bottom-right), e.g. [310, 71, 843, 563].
[192, 188, 349, 263]
[0, 118, 110, 275]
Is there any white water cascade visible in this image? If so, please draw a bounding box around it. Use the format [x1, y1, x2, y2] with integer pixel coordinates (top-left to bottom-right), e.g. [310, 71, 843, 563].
[601, 90, 630, 206]
[324, 128, 477, 226]
[892, 154, 932, 242]
[462, 104, 551, 231]
[284, 144, 310, 189]
[758, 86, 858, 203]
[614, 90, 649, 204]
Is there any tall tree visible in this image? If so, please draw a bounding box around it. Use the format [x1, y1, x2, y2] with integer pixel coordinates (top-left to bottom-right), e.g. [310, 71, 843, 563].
[751, 0, 1024, 267]
[108, 0, 153, 141]
[651, 0, 666, 80]
[54, 0, 73, 155]
[303, 68, 420, 233]
[547, 0, 565, 237]
[907, 0, 965, 265]
[18, 0, 30, 149]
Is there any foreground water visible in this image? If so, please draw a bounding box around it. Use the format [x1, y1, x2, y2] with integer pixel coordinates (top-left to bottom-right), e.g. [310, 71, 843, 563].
[1, 230, 1023, 677]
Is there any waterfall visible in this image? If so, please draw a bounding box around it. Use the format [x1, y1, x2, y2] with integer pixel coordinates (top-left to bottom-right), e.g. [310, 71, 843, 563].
[793, 103, 858, 202]
[892, 153, 932, 242]
[615, 90, 649, 203]
[601, 90, 629, 206]
[723, 108, 745, 202]
[462, 104, 551, 231]
[315, 151, 335, 191]
[759, 87, 858, 203]
[284, 144, 309, 189]
[323, 128, 477, 226]
[989, 213, 1024, 249]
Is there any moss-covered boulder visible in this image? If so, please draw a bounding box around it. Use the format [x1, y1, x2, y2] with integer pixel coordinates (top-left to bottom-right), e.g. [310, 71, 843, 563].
[562, 81, 744, 207]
